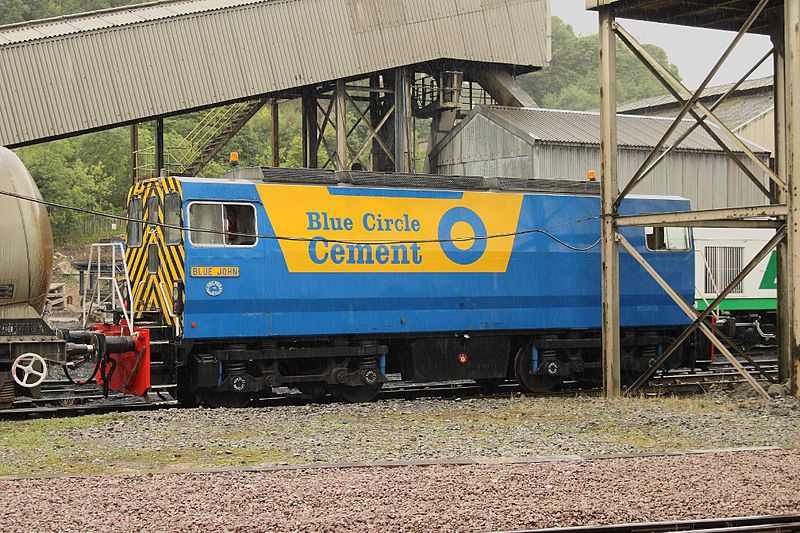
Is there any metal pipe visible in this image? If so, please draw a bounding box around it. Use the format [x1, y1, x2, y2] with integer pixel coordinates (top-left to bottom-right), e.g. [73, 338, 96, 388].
[271, 99, 280, 167]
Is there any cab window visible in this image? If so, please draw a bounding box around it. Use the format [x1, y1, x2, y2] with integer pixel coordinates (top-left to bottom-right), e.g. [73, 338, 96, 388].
[164, 193, 182, 245]
[146, 196, 160, 226]
[189, 202, 257, 247]
[645, 226, 690, 251]
[127, 197, 143, 248]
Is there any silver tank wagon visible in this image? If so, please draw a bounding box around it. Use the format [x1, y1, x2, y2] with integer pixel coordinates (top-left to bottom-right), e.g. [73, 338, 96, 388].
[0, 147, 67, 408]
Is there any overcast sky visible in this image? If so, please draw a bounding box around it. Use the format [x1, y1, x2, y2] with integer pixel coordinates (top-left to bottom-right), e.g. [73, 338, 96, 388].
[552, 0, 774, 89]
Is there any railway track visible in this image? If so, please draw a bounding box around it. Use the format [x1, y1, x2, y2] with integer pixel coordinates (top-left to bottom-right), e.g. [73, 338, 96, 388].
[502, 514, 800, 533]
[0, 355, 781, 419]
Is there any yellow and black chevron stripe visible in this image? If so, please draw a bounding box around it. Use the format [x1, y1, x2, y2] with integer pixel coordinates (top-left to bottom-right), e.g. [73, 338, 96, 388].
[125, 177, 185, 328]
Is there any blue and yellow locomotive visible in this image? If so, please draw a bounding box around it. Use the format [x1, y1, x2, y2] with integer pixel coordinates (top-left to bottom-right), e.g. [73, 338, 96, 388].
[105, 168, 695, 405]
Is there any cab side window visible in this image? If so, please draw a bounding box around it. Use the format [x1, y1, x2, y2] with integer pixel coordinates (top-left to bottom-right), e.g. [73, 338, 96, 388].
[127, 197, 143, 248]
[645, 227, 690, 251]
[189, 202, 257, 247]
[164, 193, 182, 245]
[224, 204, 257, 246]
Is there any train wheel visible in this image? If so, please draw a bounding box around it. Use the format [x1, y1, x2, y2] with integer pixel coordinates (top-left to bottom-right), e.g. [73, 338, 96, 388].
[514, 345, 559, 394]
[333, 384, 382, 403]
[202, 391, 253, 408]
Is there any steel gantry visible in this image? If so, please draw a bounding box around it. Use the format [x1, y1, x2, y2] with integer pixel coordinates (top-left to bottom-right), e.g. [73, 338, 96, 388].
[588, 0, 799, 398]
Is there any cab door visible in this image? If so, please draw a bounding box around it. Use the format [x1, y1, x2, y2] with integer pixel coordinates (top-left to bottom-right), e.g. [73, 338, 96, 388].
[126, 179, 184, 329]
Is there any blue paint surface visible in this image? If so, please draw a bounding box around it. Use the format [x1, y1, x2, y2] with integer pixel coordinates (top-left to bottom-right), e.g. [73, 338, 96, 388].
[179, 181, 694, 340]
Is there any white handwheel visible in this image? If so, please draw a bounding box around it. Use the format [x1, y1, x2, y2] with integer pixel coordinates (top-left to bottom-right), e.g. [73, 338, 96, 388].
[12, 353, 48, 388]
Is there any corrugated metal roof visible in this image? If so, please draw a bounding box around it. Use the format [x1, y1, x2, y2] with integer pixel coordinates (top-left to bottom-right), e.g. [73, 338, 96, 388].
[0, 0, 550, 147]
[0, 1, 269, 45]
[439, 106, 769, 154]
[622, 92, 775, 132]
[585, 0, 781, 35]
[618, 76, 773, 115]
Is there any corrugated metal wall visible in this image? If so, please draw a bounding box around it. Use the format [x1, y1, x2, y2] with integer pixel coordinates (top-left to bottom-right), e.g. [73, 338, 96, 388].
[737, 110, 775, 155]
[436, 112, 535, 178]
[435, 112, 770, 210]
[0, 0, 550, 147]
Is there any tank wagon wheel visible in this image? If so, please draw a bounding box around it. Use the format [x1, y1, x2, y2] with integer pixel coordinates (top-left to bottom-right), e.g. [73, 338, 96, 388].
[333, 384, 383, 403]
[513, 345, 559, 394]
[201, 391, 253, 409]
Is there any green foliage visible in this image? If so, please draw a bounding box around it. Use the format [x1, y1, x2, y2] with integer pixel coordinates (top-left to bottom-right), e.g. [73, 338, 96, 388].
[15, 138, 118, 241]
[519, 17, 681, 110]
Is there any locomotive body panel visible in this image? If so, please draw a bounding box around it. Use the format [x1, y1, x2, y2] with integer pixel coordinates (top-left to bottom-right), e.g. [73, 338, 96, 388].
[160, 178, 694, 340]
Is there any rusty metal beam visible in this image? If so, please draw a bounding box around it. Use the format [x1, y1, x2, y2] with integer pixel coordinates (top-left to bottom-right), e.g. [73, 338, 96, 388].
[615, 205, 787, 227]
[617, 232, 770, 400]
[613, 22, 779, 205]
[786, 0, 800, 395]
[615, 47, 774, 204]
[626, 226, 786, 394]
[599, 7, 621, 399]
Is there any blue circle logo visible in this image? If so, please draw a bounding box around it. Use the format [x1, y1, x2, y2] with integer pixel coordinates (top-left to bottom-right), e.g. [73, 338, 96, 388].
[205, 281, 223, 297]
[438, 207, 487, 265]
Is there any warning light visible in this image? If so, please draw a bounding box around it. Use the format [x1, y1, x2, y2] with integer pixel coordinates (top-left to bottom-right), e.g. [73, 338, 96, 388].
[191, 322, 197, 328]
[587, 170, 597, 181]
[457, 353, 469, 364]
[229, 151, 240, 166]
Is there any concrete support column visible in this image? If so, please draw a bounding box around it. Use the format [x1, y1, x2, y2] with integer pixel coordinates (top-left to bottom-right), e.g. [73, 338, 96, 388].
[394, 67, 412, 173]
[599, 8, 621, 398]
[335, 79, 348, 171]
[785, 0, 800, 394]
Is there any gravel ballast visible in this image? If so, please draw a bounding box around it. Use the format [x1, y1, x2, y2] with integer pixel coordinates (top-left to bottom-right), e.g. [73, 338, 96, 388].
[1, 449, 798, 532]
[0, 394, 798, 476]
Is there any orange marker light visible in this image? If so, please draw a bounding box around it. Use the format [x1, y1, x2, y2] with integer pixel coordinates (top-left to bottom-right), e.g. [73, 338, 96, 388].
[229, 151, 240, 166]
[587, 170, 597, 181]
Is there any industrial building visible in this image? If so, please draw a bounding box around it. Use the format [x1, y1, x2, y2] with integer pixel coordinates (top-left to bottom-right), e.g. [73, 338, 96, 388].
[432, 106, 771, 210]
[621, 76, 776, 157]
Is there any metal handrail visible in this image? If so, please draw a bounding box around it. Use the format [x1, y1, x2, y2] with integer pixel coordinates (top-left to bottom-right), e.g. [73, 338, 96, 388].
[81, 242, 134, 330]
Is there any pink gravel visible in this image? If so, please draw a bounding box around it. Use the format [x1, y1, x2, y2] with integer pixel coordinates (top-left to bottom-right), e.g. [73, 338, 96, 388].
[1, 449, 798, 533]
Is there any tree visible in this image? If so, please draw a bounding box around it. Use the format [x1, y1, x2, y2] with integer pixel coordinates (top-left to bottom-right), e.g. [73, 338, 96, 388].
[518, 17, 681, 110]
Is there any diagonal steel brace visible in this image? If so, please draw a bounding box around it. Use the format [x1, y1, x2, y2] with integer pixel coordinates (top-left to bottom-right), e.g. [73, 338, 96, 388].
[617, 232, 772, 400]
[626, 227, 785, 394]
